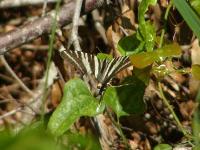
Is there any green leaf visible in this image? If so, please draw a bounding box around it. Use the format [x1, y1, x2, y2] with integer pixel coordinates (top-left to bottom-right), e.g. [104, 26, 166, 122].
[117, 34, 142, 56]
[156, 43, 181, 57]
[48, 78, 104, 136]
[138, 0, 157, 21]
[138, 21, 156, 52]
[103, 87, 128, 117]
[0, 124, 65, 150]
[62, 131, 101, 150]
[118, 76, 146, 114]
[138, 0, 157, 25]
[103, 76, 146, 115]
[138, 0, 157, 52]
[133, 66, 151, 85]
[173, 0, 200, 40]
[117, 0, 157, 55]
[0, 131, 14, 149]
[190, 0, 200, 16]
[130, 51, 157, 69]
[130, 43, 181, 68]
[193, 146, 200, 150]
[97, 53, 113, 60]
[192, 64, 200, 80]
[154, 144, 172, 150]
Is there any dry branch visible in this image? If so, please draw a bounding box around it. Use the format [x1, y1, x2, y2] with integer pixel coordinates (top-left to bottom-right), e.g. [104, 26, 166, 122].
[0, 0, 56, 8]
[68, 0, 83, 51]
[0, 0, 105, 55]
[0, 55, 34, 96]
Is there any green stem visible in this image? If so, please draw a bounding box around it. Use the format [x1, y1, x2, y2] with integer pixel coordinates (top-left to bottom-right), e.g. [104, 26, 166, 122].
[164, 1, 173, 20]
[41, 0, 61, 122]
[158, 82, 191, 138]
[159, 29, 165, 48]
[106, 108, 130, 149]
[159, 1, 173, 48]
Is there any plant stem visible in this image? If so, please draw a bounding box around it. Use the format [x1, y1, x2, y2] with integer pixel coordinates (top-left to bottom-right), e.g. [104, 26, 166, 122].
[41, 0, 61, 122]
[158, 82, 191, 138]
[159, 1, 173, 47]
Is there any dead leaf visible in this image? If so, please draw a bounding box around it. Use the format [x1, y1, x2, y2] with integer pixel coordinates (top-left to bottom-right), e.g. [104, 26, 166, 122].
[51, 80, 62, 108]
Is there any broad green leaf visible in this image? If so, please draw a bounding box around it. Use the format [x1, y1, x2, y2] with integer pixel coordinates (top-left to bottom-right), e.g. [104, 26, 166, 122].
[7, 133, 61, 150]
[190, 0, 200, 16]
[130, 43, 181, 68]
[97, 53, 113, 60]
[62, 131, 101, 150]
[48, 78, 104, 136]
[118, 76, 146, 114]
[173, 0, 200, 40]
[0, 124, 65, 150]
[117, 0, 157, 55]
[194, 146, 200, 150]
[139, 21, 156, 52]
[103, 76, 146, 115]
[133, 66, 151, 85]
[138, 0, 157, 52]
[0, 131, 14, 149]
[138, 0, 157, 25]
[117, 34, 142, 56]
[130, 51, 157, 69]
[156, 43, 181, 57]
[154, 144, 172, 150]
[103, 87, 128, 117]
[192, 64, 200, 80]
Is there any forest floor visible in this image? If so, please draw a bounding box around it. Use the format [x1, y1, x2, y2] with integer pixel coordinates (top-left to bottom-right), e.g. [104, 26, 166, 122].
[0, 1, 199, 150]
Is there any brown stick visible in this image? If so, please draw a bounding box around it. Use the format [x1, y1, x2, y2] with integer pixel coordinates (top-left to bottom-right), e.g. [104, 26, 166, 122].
[0, 0, 105, 55]
[0, 0, 56, 8]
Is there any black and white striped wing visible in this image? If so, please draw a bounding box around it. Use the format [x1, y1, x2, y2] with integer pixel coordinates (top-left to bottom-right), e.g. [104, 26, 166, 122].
[59, 45, 103, 76]
[97, 56, 130, 84]
[59, 46, 131, 85]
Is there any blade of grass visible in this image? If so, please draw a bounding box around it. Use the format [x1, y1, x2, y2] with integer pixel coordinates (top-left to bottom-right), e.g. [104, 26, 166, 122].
[41, 0, 62, 122]
[173, 0, 200, 40]
[193, 88, 200, 146]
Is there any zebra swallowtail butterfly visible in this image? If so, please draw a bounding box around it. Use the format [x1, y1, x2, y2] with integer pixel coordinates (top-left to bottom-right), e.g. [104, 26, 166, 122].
[59, 46, 131, 93]
[57, 34, 131, 94]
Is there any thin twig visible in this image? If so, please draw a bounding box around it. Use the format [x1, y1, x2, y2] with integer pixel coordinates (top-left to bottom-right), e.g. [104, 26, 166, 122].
[0, 99, 15, 104]
[0, 107, 21, 120]
[0, 55, 34, 96]
[21, 44, 48, 51]
[92, 10, 108, 44]
[0, 63, 57, 129]
[0, 0, 56, 8]
[68, 0, 83, 51]
[42, 0, 48, 17]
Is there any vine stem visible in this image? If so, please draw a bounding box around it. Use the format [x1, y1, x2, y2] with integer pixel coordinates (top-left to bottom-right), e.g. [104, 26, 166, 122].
[158, 82, 192, 139]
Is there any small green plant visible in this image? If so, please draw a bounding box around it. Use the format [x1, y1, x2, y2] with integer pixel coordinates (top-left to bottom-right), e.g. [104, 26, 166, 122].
[1, 0, 200, 149]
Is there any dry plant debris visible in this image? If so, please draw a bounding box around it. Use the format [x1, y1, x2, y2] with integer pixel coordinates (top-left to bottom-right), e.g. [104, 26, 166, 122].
[0, 0, 199, 150]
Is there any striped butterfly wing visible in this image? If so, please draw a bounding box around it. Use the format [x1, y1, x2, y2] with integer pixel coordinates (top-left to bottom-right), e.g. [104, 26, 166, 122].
[59, 45, 103, 77]
[97, 56, 130, 85]
[59, 45, 131, 86]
